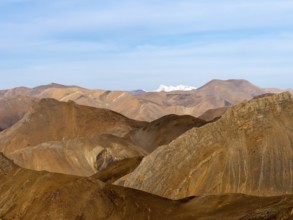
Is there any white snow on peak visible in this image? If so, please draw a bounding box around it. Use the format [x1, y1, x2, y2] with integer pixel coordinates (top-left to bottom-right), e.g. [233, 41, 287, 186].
[155, 85, 196, 92]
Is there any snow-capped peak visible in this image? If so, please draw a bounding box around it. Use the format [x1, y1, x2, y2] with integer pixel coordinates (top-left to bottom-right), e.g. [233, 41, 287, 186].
[155, 85, 196, 92]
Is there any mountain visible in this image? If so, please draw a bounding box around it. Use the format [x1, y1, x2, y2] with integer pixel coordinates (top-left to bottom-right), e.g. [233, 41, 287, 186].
[1, 153, 292, 220]
[155, 85, 197, 92]
[0, 79, 289, 127]
[0, 96, 35, 130]
[128, 115, 206, 152]
[0, 99, 147, 176]
[0, 98, 146, 154]
[198, 107, 228, 122]
[8, 134, 146, 176]
[118, 92, 293, 199]
[0, 98, 211, 176]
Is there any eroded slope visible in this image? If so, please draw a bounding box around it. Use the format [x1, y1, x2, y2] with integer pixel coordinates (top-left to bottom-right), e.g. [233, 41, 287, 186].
[119, 92, 293, 199]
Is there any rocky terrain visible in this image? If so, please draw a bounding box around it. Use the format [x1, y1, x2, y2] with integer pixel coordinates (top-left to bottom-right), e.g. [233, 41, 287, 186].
[0, 81, 293, 219]
[0, 98, 206, 176]
[119, 92, 293, 199]
[1, 153, 293, 220]
[0, 99, 148, 176]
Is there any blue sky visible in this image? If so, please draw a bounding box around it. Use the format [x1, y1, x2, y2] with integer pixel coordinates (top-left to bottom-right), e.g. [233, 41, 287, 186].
[0, 0, 293, 90]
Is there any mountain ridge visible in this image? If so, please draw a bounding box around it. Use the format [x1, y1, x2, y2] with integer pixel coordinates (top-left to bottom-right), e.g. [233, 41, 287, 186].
[118, 92, 293, 199]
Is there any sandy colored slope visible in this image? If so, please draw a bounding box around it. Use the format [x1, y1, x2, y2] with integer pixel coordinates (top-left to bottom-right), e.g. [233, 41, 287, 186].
[0, 99, 147, 176]
[1, 153, 293, 220]
[8, 134, 146, 176]
[0, 98, 146, 154]
[0, 153, 176, 220]
[0, 97, 209, 176]
[119, 92, 293, 199]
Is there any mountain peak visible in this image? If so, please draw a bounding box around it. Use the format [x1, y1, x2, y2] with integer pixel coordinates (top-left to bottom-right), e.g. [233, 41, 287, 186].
[120, 92, 293, 199]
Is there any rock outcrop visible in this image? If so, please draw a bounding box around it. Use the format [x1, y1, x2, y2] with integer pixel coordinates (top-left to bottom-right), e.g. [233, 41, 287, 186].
[119, 92, 293, 199]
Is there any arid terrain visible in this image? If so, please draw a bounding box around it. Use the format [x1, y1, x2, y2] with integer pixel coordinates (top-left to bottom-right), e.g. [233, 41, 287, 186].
[0, 80, 292, 219]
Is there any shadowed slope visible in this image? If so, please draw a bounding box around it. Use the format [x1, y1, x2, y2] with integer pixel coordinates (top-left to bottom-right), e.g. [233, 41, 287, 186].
[198, 107, 228, 122]
[128, 115, 207, 152]
[0, 96, 35, 130]
[119, 92, 293, 199]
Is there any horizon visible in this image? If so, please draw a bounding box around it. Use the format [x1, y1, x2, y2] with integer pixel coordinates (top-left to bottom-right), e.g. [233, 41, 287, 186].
[0, 0, 292, 90]
[0, 78, 291, 92]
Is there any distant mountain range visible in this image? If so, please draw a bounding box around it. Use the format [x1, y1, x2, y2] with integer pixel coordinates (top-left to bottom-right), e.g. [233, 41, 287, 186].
[0, 79, 291, 132]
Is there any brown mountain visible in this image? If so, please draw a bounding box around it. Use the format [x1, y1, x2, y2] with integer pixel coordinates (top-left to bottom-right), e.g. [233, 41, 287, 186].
[1, 153, 293, 220]
[0, 99, 147, 176]
[0, 96, 35, 131]
[118, 92, 293, 199]
[0, 98, 146, 154]
[0, 97, 210, 176]
[198, 107, 228, 122]
[8, 134, 146, 176]
[128, 114, 207, 152]
[0, 80, 284, 126]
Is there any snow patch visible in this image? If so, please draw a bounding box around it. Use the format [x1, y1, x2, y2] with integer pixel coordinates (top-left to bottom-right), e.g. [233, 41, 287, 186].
[155, 85, 196, 92]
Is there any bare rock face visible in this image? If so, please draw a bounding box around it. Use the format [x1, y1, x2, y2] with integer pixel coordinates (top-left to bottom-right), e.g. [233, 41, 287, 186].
[119, 92, 293, 199]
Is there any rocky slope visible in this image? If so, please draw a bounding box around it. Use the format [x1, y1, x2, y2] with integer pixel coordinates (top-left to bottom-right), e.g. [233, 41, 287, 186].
[8, 135, 146, 176]
[0, 99, 147, 176]
[119, 92, 293, 199]
[0, 98, 146, 154]
[1, 153, 293, 220]
[0, 97, 210, 176]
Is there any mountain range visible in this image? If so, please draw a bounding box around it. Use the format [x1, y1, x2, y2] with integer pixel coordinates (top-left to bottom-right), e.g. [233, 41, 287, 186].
[0, 79, 292, 219]
[0, 79, 290, 131]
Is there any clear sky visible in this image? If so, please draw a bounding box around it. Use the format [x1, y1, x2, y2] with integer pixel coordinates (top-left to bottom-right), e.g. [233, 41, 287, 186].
[0, 0, 293, 90]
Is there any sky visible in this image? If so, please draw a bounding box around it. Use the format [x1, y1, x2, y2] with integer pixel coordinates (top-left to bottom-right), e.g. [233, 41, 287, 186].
[0, 0, 293, 91]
